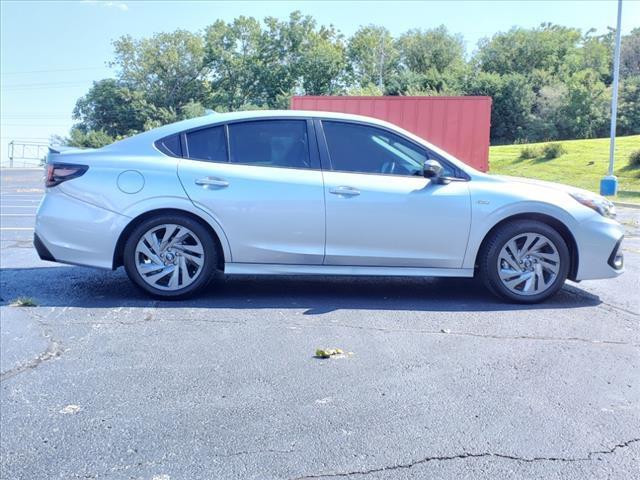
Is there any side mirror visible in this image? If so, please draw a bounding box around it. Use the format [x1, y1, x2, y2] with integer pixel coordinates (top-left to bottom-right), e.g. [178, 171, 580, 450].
[422, 159, 444, 181]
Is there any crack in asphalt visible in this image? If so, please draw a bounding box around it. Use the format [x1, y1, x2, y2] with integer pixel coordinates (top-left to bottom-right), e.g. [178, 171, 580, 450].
[562, 285, 639, 317]
[22, 305, 637, 347]
[292, 438, 640, 479]
[0, 331, 63, 382]
[294, 322, 638, 347]
[596, 302, 639, 318]
[216, 447, 296, 458]
[39, 317, 246, 327]
[32, 315, 636, 347]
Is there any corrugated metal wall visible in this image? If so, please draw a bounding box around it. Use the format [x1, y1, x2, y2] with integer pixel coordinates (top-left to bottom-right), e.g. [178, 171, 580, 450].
[291, 96, 492, 172]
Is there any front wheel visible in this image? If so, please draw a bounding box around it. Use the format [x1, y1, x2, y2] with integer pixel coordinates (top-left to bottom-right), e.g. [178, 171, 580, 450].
[479, 220, 570, 303]
[123, 215, 218, 299]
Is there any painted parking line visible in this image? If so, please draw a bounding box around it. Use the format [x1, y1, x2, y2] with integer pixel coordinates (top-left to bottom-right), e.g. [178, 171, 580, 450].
[1, 205, 39, 208]
[1, 214, 36, 216]
[0, 227, 34, 231]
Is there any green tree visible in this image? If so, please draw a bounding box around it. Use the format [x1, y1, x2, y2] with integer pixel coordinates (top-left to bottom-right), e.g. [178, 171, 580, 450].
[530, 83, 569, 141]
[475, 24, 582, 80]
[577, 28, 614, 83]
[72, 79, 153, 137]
[347, 25, 398, 88]
[204, 16, 265, 110]
[67, 128, 114, 148]
[111, 30, 209, 111]
[298, 32, 347, 95]
[559, 69, 609, 139]
[618, 76, 640, 135]
[465, 72, 535, 143]
[260, 11, 326, 102]
[396, 26, 465, 75]
[180, 100, 207, 119]
[621, 28, 640, 78]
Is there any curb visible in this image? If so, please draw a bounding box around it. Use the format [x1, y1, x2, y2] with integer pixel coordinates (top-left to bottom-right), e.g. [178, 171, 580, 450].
[613, 201, 640, 210]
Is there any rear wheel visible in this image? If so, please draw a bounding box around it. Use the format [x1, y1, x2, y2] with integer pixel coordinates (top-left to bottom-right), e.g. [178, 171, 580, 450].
[123, 215, 217, 299]
[479, 220, 570, 303]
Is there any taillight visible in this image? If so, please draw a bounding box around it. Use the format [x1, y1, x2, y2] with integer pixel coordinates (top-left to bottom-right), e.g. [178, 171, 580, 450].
[46, 163, 88, 187]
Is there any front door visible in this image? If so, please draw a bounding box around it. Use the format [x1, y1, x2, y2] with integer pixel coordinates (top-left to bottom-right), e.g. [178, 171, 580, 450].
[318, 120, 471, 268]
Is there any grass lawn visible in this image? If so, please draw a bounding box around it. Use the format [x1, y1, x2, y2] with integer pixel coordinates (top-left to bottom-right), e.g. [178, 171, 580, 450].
[489, 135, 640, 203]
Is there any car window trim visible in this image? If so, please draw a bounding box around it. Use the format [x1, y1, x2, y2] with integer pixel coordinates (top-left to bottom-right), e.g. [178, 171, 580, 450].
[316, 118, 470, 181]
[179, 117, 320, 171]
[226, 118, 318, 170]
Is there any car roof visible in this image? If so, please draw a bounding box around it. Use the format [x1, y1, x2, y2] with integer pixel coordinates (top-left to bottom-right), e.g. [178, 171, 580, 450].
[105, 110, 398, 152]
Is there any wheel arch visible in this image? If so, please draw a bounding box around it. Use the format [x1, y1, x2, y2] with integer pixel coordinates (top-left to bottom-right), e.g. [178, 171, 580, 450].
[473, 212, 579, 281]
[112, 208, 227, 271]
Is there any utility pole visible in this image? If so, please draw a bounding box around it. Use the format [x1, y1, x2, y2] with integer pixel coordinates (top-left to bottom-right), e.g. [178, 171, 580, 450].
[601, 0, 623, 196]
[378, 34, 385, 90]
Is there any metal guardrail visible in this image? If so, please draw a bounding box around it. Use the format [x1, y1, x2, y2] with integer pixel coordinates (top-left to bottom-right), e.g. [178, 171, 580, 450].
[3, 140, 48, 168]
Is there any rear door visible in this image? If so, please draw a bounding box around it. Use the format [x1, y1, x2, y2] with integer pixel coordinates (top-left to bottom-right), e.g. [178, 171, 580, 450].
[178, 119, 326, 265]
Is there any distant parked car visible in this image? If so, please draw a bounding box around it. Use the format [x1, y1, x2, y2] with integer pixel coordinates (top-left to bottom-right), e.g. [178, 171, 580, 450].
[35, 111, 624, 302]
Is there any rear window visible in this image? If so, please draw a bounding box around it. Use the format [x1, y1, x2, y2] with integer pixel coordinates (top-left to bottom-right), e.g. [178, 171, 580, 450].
[155, 134, 182, 157]
[185, 126, 227, 162]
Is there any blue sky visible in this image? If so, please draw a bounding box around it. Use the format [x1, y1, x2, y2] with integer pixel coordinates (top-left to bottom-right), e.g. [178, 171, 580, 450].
[1, 0, 638, 164]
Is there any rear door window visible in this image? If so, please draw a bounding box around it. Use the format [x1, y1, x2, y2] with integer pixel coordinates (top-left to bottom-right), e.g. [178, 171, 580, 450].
[185, 126, 227, 162]
[228, 120, 313, 169]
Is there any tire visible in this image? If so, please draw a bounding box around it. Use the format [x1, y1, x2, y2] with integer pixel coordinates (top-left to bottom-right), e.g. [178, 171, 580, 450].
[123, 214, 218, 299]
[479, 220, 570, 303]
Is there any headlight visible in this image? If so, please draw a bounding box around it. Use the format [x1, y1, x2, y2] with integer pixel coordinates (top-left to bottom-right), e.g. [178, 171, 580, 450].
[570, 192, 616, 218]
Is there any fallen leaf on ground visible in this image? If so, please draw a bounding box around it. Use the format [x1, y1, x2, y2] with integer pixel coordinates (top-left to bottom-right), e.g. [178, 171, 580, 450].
[315, 348, 344, 359]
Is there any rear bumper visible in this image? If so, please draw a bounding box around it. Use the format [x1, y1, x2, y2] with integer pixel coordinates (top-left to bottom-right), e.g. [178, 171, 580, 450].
[33, 233, 56, 262]
[35, 189, 130, 269]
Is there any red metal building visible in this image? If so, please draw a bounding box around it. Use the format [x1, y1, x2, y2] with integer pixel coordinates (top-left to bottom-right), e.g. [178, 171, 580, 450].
[291, 96, 492, 172]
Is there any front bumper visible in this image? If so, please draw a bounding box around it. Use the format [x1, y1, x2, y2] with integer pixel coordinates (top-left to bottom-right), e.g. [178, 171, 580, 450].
[35, 189, 130, 269]
[574, 216, 625, 280]
[607, 238, 624, 271]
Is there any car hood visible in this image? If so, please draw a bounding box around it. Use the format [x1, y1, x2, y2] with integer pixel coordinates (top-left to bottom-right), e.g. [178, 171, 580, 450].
[491, 175, 596, 197]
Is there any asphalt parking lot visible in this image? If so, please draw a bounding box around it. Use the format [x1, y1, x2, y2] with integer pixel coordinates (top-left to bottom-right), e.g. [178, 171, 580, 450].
[1, 167, 638, 479]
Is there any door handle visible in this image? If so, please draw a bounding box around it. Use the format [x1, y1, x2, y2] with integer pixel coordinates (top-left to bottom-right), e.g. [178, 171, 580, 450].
[195, 176, 229, 188]
[329, 186, 360, 197]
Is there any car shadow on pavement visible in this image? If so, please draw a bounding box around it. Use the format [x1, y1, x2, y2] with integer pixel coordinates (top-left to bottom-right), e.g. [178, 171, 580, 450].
[0, 266, 602, 313]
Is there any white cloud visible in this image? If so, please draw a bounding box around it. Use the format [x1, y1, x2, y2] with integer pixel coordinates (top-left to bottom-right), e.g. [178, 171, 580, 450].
[81, 1, 128, 12]
[105, 1, 128, 11]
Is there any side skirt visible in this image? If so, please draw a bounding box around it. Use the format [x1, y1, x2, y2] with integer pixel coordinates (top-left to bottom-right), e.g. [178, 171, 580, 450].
[224, 263, 474, 278]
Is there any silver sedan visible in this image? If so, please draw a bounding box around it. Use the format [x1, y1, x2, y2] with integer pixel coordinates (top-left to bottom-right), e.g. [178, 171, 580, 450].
[35, 110, 624, 302]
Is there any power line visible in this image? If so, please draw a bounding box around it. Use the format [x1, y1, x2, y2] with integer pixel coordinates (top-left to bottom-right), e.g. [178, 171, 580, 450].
[1, 124, 71, 127]
[0, 137, 51, 140]
[1, 66, 107, 76]
[2, 81, 95, 91]
[1, 115, 72, 119]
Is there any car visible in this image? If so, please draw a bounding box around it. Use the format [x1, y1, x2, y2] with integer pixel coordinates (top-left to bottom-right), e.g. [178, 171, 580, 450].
[35, 110, 624, 303]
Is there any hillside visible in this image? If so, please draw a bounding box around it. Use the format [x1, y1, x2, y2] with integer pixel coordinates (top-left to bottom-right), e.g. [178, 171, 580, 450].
[489, 135, 640, 203]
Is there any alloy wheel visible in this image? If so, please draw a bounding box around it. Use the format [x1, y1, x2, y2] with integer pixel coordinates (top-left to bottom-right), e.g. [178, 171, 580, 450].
[134, 224, 205, 291]
[497, 232, 561, 296]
